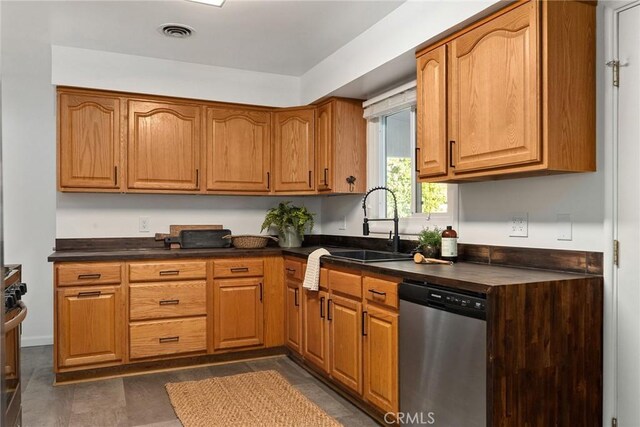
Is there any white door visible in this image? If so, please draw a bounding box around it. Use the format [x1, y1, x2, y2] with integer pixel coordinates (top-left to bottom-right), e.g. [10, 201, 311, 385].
[617, 4, 640, 425]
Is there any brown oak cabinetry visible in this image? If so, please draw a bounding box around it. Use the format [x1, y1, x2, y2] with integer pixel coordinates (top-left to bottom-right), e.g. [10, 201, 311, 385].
[55, 263, 125, 369]
[213, 275, 264, 350]
[315, 99, 366, 193]
[416, 0, 596, 182]
[127, 99, 201, 191]
[328, 292, 363, 395]
[302, 270, 330, 373]
[205, 107, 272, 193]
[273, 108, 315, 193]
[58, 92, 123, 191]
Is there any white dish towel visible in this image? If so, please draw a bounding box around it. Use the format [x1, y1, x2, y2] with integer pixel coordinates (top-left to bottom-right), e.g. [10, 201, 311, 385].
[303, 248, 331, 291]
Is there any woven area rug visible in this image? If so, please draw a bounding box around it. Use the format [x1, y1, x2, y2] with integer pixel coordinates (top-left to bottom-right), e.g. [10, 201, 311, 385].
[165, 370, 343, 427]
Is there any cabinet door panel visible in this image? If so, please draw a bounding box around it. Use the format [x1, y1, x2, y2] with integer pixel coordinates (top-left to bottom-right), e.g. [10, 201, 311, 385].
[286, 281, 302, 353]
[316, 103, 333, 191]
[450, 2, 539, 173]
[363, 304, 398, 413]
[59, 93, 121, 189]
[417, 45, 448, 178]
[213, 278, 264, 350]
[303, 289, 329, 372]
[273, 109, 315, 192]
[206, 108, 271, 192]
[128, 100, 201, 191]
[329, 294, 362, 394]
[57, 286, 123, 369]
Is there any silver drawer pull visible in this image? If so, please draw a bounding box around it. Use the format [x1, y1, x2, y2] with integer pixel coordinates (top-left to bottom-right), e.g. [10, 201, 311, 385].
[77, 291, 102, 298]
[230, 267, 249, 273]
[78, 274, 101, 280]
[159, 270, 180, 276]
[368, 289, 387, 296]
[159, 336, 179, 343]
[159, 299, 179, 305]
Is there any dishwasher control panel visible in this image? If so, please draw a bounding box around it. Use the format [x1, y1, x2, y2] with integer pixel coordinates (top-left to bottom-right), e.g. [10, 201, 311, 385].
[427, 288, 486, 313]
[399, 280, 487, 320]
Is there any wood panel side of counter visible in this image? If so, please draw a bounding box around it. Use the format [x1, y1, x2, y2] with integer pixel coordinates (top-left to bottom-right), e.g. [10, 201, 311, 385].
[487, 277, 603, 426]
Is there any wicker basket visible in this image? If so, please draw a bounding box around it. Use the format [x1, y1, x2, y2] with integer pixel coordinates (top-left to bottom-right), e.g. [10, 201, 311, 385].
[222, 234, 278, 249]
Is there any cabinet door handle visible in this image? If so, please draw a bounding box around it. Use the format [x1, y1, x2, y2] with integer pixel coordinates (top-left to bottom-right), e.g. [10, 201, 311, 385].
[266, 172, 270, 190]
[415, 147, 420, 173]
[77, 274, 101, 280]
[230, 267, 249, 273]
[159, 299, 179, 305]
[195, 169, 200, 188]
[323, 168, 328, 185]
[449, 140, 455, 168]
[362, 311, 367, 336]
[159, 270, 179, 276]
[114, 166, 118, 186]
[77, 291, 101, 298]
[368, 289, 387, 296]
[159, 336, 179, 343]
[308, 170, 312, 187]
[320, 296, 325, 319]
[285, 268, 296, 275]
[327, 299, 333, 321]
[294, 287, 299, 307]
[259, 283, 263, 302]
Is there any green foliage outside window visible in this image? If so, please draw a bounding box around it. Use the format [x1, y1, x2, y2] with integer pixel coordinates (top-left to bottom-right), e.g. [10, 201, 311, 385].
[385, 157, 447, 218]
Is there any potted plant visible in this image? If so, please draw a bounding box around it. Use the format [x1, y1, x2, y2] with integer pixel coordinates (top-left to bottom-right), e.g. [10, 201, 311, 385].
[261, 202, 315, 248]
[416, 226, 442, 258]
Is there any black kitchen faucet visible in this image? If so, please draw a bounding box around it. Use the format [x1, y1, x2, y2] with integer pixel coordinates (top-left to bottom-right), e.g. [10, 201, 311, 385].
[362, 186, 400, 253]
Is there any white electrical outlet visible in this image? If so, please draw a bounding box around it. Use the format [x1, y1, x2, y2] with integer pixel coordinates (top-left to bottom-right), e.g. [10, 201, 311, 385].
[509, 212, 528, 237]
[339, 216, 347, 231]
[139, 216, 150, 233]
[557, 213, 572, 241]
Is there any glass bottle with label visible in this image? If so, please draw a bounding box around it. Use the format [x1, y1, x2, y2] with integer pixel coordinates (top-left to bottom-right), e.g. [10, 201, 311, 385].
[441, 226, 458, 263]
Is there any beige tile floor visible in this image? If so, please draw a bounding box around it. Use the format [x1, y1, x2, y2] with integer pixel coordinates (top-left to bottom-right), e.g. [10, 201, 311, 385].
[20, 346, 379, 427]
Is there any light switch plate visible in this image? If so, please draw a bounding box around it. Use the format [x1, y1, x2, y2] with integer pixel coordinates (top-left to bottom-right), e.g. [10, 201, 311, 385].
[509, 212, 528, 237]
[557, 213, 572, 241]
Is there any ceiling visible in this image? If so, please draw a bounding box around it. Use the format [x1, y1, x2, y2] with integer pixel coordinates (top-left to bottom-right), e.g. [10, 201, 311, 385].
[3, 0, 404, 77]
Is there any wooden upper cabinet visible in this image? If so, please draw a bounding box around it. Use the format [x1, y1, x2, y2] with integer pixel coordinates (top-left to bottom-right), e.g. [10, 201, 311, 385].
[273, 108, 315, 192]
[450, 1, 539, 173]
[416, 45, 448, 178]
[316, 99, 367, 194]
[58, 91, 122, 190]
[127, 100, 201, 191]
[205, 107, 271, 192]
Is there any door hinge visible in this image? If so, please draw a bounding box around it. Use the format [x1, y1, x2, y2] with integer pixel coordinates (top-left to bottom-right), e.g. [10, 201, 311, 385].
[614, 239, 620, 267]
[612, 417, 618, 427]
[606, 60, 620, 87]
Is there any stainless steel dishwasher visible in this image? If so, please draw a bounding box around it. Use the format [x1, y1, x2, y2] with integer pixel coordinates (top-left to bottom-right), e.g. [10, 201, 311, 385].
[399, 280, 487, 427]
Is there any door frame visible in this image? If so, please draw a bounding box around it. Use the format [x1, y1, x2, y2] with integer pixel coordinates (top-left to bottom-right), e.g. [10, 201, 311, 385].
[604, 1, 640, 425]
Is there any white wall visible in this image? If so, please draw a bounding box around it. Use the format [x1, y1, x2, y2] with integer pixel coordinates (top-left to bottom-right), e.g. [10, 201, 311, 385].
[52, 46, 300, 108]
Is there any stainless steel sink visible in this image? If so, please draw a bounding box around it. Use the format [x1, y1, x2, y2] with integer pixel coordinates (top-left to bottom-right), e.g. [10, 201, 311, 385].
[328, 250, 413, 263]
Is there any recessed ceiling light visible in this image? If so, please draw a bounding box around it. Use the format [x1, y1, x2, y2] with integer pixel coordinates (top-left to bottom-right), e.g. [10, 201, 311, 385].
[186, 0, 226, 7]
[159, 23, 195, 39]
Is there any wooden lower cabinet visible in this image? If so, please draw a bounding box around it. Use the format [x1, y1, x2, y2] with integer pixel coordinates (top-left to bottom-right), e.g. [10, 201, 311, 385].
[302, 289, 329, 372]
[328, 293, 363, 395]
[56, 285, 124, 369]
[363, 302, 398, 413]
[285, 281, 302, 353]
[213, 278, 264, 350]
[130, 317, 207, 359]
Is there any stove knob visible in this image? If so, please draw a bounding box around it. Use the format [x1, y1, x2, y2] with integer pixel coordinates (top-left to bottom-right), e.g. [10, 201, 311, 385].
[5, 294, 16, 310]
[19, 283, 27, 295]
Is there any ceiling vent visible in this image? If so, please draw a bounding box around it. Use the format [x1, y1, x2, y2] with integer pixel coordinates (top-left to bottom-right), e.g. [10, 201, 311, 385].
[159, 23, 195, 39]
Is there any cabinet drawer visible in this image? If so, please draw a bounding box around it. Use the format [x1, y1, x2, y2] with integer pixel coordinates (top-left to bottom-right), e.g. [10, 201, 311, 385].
[128, 261, 207, 283]
[56, 262, 122, 287]
[129, 317, 207, 359]
[129, 281, 207, 321]
[284, 259, 303, 281]
[363, 276, 399, 309]
[213, 258, 264, 278]
[328, 269, 362, 299]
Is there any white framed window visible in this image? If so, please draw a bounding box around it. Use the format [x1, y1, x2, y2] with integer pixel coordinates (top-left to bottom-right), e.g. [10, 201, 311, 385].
[364, 82, 458, 236]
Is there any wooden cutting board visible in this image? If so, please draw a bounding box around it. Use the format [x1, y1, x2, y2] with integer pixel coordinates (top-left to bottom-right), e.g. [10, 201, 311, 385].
[155, 224, 224, 241]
